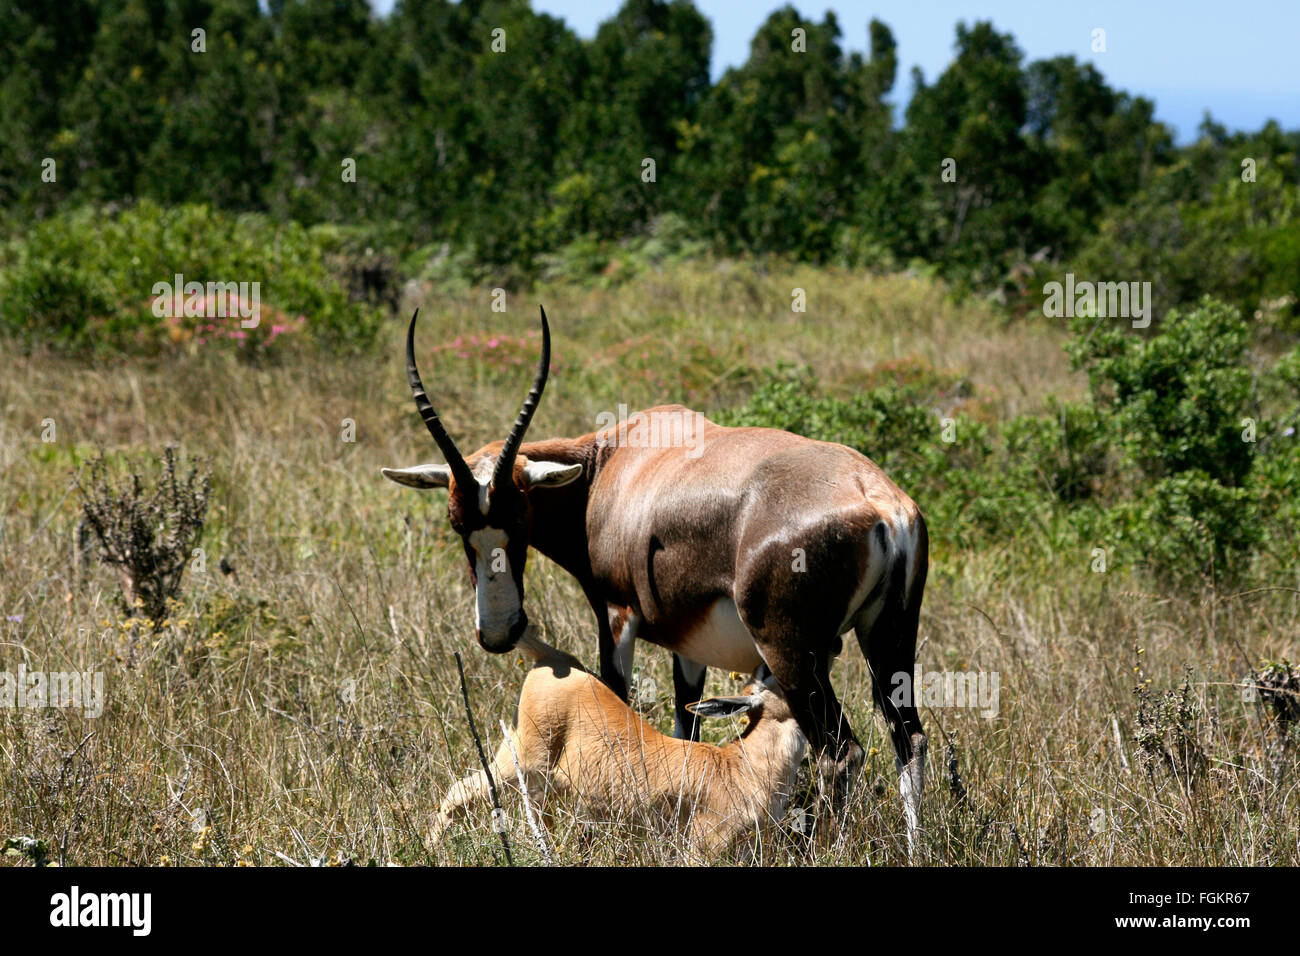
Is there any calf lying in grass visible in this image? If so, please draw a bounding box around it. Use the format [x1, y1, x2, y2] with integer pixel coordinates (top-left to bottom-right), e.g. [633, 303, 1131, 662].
[432, 630, 807, 860]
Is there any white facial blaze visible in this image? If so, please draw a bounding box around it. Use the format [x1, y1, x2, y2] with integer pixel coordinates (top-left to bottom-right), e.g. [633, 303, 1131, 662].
[468, 527, 519, 638]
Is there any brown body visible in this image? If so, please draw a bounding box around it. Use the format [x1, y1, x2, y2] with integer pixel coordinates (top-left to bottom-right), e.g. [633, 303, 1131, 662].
[432, 632, 807, 860]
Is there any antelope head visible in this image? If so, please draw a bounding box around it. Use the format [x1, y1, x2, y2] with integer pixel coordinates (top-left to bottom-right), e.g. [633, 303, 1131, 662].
[382, 308, 582, 652]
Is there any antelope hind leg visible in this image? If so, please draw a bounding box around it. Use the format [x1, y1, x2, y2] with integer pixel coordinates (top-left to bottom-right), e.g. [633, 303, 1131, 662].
[898, 733, 927, 863]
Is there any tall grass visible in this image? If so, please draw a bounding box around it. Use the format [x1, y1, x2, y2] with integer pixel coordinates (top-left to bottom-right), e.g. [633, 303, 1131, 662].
[0, 263, 1295, 865]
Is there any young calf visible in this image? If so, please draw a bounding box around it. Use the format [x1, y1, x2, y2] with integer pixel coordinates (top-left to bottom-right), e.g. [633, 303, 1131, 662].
[432, 631, 807, 860]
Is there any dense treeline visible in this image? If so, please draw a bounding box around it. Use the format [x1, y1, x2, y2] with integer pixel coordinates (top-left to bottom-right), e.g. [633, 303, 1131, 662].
[3, 0, 1297, 317]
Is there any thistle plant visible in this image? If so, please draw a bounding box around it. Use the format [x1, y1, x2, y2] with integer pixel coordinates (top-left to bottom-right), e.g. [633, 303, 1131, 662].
[75, 446, 210, 626]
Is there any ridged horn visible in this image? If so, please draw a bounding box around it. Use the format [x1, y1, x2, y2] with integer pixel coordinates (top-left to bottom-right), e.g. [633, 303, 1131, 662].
[405, 309, 475, 490]
[492, 305, 551, 489]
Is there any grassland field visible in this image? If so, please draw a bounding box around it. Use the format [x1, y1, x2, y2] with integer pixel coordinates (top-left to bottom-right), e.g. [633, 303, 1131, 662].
[1, 262, 1296, 866]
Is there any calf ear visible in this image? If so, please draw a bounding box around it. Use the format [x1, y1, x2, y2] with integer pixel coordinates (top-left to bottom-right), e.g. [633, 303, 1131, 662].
[687, 695, 760, 718]
[522, 461, 583, 489]
[382, 464, 452, 489]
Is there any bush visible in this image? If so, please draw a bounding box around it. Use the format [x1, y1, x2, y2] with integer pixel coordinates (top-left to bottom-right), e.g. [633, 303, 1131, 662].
[1106, 471, 1260, 588]
[1071, 154, 1300, 330]
[1067, 297, 1255, 487]
[1002, 399, 1112, 502]
[0, 202, 382, 352]
[1064, 298, 1277, 585]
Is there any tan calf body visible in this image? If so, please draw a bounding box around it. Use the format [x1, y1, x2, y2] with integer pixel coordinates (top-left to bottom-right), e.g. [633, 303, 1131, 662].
[433, 632, 807, 860]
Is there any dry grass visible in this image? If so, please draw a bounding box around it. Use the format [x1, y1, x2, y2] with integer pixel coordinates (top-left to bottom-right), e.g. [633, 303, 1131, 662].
[0, 263, 1295, 866]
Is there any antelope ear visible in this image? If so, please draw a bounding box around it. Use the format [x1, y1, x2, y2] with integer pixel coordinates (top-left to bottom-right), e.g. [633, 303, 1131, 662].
[522, 460, 582, 489]
[382, 464, 452, 489]
[687, 695, 761, 719]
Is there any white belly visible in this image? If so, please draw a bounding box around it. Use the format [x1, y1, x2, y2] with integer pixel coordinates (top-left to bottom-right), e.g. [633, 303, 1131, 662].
[674, 599, 763, 672]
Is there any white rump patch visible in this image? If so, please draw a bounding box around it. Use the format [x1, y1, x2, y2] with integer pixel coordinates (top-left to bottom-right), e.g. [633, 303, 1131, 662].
[838, 529, 890, 635]
[840, 512, 922, 634]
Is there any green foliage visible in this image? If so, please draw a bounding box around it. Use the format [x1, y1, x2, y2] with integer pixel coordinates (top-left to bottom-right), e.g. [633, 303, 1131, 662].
[1107, 471, 1261, 587]
[0, 202, 381, 352]
[3, 835, 51, 866]
[1067, 298, 1255, 486]
[1064, 298, 1291, 587]
[1002, 400, 1112, 502]
[675, 9, 897, 260]
[1072, 128, 1300, 329]
[1064, 298, 1296, 587]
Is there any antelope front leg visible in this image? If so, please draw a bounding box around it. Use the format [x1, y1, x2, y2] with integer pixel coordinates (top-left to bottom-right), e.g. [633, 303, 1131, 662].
[672, 655, 708, 741]
[431, 737, 516, 844]
[592, 597, 630, 702]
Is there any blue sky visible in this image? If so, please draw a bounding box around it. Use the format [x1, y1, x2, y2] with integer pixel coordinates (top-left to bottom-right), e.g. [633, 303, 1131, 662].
[368, 1, 1297, 142]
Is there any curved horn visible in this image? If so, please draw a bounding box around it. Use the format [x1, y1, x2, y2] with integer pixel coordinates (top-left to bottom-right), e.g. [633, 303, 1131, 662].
[405, 309, 475, 490]
[492, 305, 551, 489]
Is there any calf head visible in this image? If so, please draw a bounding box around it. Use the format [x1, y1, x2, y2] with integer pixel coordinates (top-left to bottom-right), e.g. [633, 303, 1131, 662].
[687, 670, 798, 730]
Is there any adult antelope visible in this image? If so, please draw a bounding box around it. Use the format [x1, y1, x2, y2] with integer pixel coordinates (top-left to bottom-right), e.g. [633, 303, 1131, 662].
[384, 308, 929, 852]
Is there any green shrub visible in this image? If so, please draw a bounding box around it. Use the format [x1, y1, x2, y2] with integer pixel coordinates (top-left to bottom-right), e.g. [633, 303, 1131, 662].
[1003, 399, 1113, 502]
[534, 214, 713, 287]
[0, 253, 114, 346]
[0, 202, 382, 352]
[1106, 471, 1261, 588]
[1067, 297, 1255, 487]
[1072, 155, 1300, 330]
[1064, 298, 1277, 586]
[1251, 344, 1300, 571]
